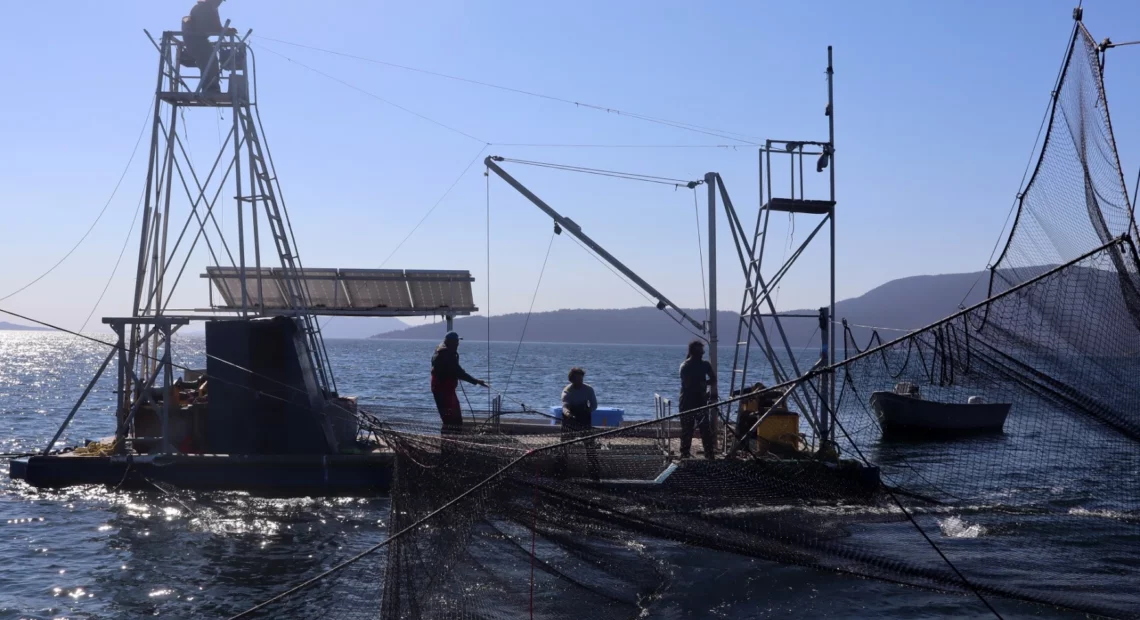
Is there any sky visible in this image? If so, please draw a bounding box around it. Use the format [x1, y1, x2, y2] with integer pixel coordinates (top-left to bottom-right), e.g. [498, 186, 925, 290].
[1, 0, 1139, 336]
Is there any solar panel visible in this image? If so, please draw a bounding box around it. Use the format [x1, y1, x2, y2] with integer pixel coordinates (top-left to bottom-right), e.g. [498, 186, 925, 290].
[202, 267, 477, 316]
[205, 266, 287, 309]
[277, 268, 340, 308]
[406, 270, 476, 312]
[340, 269, 413, 310]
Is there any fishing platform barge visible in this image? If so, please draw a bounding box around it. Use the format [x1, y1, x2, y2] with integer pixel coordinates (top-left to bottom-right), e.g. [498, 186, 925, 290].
[9, 29, 478, 494]
[10, 31, 880, 499]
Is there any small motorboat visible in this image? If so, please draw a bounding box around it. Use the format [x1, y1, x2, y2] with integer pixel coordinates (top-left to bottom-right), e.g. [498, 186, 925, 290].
[869, 383, 1011, 438]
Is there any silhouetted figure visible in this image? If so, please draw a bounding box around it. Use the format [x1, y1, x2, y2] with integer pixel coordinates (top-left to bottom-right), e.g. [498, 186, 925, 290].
[182, 0, 237, 94]
[430, 331, 486, 436]
[560, 367, 600, 481]
[679, 340, 716, 459]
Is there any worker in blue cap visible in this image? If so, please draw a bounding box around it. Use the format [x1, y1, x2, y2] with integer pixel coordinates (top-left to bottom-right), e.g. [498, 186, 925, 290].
[431, 331, 487, 435]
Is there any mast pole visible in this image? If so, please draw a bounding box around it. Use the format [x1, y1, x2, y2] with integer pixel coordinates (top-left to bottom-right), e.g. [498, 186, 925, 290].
[128, 32, 170, 398]
[231, 31, 249, 318]
[826, 45, 837, 441]
[706, 173, 718, 400]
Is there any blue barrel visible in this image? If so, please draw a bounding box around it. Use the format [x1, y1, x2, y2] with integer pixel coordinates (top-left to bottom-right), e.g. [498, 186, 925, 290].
[549, 406, 625, 427]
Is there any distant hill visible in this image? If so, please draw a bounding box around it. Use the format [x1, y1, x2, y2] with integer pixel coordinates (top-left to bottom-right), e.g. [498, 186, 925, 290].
[0, 321, 50, 332]
[318, 317, 407, 339]
[374, 270, 995, 345]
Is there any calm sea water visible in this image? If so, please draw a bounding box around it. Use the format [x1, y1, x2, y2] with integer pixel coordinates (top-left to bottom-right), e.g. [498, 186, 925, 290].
[0, 332, 1102, 618]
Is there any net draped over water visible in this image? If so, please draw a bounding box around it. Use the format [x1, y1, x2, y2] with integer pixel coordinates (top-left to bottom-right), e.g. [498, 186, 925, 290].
[239, 23, 1140, 619]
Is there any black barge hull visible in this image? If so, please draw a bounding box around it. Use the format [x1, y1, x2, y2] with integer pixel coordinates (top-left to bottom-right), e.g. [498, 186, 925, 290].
[9, 453, 394, 495]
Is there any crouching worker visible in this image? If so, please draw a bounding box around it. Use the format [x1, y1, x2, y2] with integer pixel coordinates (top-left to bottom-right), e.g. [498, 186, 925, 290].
[430, 331, 486, 437]
[559, 367, 600, 480]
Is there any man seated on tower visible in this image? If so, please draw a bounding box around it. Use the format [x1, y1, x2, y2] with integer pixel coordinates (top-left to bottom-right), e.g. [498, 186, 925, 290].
[182, 0, 238, 95]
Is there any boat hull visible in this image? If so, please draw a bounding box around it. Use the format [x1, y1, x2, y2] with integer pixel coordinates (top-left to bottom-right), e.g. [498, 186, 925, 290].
[869, 391, 1010, 438]
[8, 453, 395, 496]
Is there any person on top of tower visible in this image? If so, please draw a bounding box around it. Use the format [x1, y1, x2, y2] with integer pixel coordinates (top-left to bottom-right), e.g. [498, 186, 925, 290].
[430, 332, 487, 435]
[181, 0, 238, 94]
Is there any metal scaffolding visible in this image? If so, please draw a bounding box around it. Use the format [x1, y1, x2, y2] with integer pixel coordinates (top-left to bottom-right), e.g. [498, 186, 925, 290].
[725, 47, 838, 452]
[118, 28, 335, 452]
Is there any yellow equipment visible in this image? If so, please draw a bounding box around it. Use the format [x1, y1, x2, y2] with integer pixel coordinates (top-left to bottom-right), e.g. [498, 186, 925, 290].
[756, 410, 801, 448]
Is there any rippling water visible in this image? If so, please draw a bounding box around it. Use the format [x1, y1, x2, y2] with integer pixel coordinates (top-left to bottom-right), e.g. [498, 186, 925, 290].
[0, 332, 1105, 618]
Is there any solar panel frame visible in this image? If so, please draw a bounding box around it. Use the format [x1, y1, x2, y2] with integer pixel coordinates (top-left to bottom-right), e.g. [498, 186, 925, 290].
[206, 266, 287, 309]
[406, 270, 476, 312]
[276, 268, 341, 308]
[201, 267, 477, 316]
[339, 269, 414, 310]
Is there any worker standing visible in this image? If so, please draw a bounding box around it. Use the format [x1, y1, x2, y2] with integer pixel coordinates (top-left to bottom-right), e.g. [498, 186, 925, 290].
[430, 332, 487, 435]
[182, 0, 237, 94]
[559, 367, 601, 481]
[679, 340, 717, 459]
[560, 367, 598, 432]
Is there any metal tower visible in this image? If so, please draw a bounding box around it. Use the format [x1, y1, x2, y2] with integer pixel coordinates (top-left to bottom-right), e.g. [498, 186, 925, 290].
[725, 47, 837, 453]
[113, 28, 335, 452]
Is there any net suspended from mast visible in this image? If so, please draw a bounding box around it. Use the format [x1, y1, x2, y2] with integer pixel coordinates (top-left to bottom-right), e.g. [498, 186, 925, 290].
[234, 20, 1140, 620]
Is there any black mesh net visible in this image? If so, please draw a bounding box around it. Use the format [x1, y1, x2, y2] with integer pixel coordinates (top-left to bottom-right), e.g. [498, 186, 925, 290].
[233, 23, 1140, 620]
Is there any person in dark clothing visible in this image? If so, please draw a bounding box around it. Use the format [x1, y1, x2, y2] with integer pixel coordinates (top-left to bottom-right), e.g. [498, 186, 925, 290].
[182, 0, 237, 94]
[560, 367, 601, 480]
[561, 367, 598, 432]
[430, 331, 486, 435]
[679, 339, 717, 459]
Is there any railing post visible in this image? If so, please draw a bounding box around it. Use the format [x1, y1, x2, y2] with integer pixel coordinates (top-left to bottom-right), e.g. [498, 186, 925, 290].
[160, 321, 174, 454]
[818, 307, 831, 445]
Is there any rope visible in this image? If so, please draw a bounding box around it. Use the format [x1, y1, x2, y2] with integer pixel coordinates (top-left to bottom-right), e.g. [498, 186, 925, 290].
[491, 143, 753, 149]
[693, 189, 708, 322]
[492, 157, 702, 188]
[227, 449, 536, 620]
[0, 96, 154, 303]
[503, 228, 557, 395]
[253, 35, 763, 145]
[1131, 158, 1140, 220]
[960, 22, 1080, 309]
[256, 43, 488, 145]
[560, 233, 706, 343]
[379, 145, 489, 269]
[486, 165, 493, 414]
[529, 458, 540, 619]
[0, 306, 367, 438]
[458, 381, 476, 426]
[320, 144, 489, 333]
[232, 379, 794, 619]
[247, 49, 338, 394]
[840, 321, 916, 334]
[79, 182, 148, 333]
[830, 409, 1004, 619]
[234, 240, 1124, 618]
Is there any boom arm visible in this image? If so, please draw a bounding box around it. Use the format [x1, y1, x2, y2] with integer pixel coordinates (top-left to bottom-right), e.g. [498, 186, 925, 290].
[485, 156, 707, 335]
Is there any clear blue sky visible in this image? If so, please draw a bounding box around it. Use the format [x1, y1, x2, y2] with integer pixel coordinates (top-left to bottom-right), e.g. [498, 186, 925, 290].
[1, 0, 1138, 334]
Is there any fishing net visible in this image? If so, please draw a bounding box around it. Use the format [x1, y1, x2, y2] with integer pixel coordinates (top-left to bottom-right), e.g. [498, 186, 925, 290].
[234, 22, 1140, 620]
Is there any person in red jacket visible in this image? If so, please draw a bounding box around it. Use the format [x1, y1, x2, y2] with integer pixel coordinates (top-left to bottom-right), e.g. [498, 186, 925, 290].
[430, 331, 486, 435]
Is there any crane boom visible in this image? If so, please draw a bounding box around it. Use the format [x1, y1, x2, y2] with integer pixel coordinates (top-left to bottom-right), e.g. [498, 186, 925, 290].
[484, 156, 707, 336]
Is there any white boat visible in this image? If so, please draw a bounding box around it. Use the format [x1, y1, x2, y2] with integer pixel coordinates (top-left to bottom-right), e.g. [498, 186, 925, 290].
[869, 383, 1010, 437]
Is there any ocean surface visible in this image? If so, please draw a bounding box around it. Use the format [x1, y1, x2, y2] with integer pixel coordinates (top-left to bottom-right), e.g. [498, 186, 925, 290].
[0, 332, 1113, 618]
